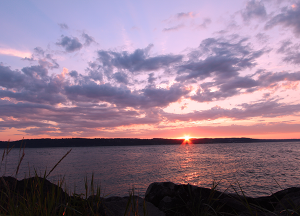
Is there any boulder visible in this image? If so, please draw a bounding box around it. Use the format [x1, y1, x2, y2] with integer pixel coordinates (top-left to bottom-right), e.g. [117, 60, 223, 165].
[145, 182, 300, 216]
[100, 195, 165, 216]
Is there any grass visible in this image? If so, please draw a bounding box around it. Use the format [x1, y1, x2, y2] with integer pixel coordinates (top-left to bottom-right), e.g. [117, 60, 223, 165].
[0, 142, 147, 216]
[1, 141, 300, 216]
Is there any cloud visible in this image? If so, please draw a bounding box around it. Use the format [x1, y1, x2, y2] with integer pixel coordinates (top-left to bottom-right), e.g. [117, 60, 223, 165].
[241, 0, 267, 22]
[1, 20, 300, 139]
[0, 48, 31, 58]
[276, 40, 300, 64]
[0, 100, 160, 135]
[22, 57, 35, 61]
[255, 33, 269, 44]
[147, 73, 156, 84]
[34, 47, 45, 56]
[64, 82, 190, 109]
[38, 54, 60, 69]
[190, 70, 300, 102]
[69, 70, 79, 78]
[163, 100, 300, 122]
[198, 18, 212, 28]
[88, 70, 103, 82]
[0, 65, 66, 105]
[56, 35, 83, 52]
[265, 3, 300, 36]
[82, 33, 95, 46]
[22, 65, 48, 78]
[191, 76, 258, 102]
[175, 12, 196, 19]
[176, 36, 266, 82]
[58, 23, 69, 30]
[163, 24, 185, 32]
[113, 72, 129, 84]
[97, 44, 183, 74]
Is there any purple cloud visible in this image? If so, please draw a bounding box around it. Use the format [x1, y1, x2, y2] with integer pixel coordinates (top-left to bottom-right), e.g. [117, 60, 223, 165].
[176, 36, 266, 82]
[241, 0, 267, 22]
[56, 36, 83, 52]
[265, 3, 300, 37]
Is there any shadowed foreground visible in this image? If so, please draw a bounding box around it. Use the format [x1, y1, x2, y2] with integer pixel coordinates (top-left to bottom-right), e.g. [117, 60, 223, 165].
[1, 176, 300, 216]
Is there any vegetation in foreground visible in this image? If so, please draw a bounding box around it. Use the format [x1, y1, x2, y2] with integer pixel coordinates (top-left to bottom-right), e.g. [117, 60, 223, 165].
[1, 141, 300, 216]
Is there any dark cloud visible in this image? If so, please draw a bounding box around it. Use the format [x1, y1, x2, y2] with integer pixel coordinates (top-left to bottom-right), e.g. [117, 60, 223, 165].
[34, 47, 45, 56]
[277, 39, 293, 53]
[0, 65, 66, 105]
[265, 3, 300, 36]
[241, 0, 267, 22]
[58, 23, 69, 30]
[189, 70, 300, 102]
[257, 71, 300, 86]
[113, 72, 129, 84]
[0, 100, 160, 135]
[69, 70, 79, 78]
[276, 40, 300, 64]
[38, 55, 60, 69]
[142, 84, 190, 108]
[97, 44, 183, 74]
[22, 65, 48, 78]
[0, 65, 27, 89]
[163, 24, 185, 32]
[56, 36, 83, 52]
[148, 73, 156, 84]
[82, 33, 95, 46]
[22, 56, 35, 61]
[191, 76, 258, 102]
[176, 36, 265, 82]
[88, 70, 103, 82]
[163, 100, 300, 122]
[64, 82, 190, 108]
[27, 47, 60, 69]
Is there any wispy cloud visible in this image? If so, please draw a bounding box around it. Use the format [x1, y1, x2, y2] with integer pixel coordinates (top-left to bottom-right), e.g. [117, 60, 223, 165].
[163, 24, 185, 32]
[0, 48, 31, 58]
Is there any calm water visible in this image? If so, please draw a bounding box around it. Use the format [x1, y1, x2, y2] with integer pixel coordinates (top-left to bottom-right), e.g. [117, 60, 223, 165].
[1, 142, 300, 198]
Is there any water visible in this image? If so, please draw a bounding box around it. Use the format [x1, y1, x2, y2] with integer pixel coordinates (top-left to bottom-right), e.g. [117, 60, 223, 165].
[1, 142, 300, 198]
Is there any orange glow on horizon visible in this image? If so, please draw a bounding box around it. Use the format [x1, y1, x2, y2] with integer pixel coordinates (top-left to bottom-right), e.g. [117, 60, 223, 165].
[184, 135, 190, 141]
[182, 135, 193, 145]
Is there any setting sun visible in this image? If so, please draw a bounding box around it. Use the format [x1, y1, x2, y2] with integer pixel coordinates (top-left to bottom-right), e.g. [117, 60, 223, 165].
[184, 136, 190, 141]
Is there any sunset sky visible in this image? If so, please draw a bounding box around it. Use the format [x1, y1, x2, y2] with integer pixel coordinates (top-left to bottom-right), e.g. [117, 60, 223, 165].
[1, 0, 300, 141]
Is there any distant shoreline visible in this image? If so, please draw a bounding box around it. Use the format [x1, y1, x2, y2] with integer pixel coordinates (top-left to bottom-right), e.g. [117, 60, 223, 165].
[1, 137, 300, 148]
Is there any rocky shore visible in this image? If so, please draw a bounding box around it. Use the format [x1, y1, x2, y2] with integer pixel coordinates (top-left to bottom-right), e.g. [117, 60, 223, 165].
[1, 176, 300, 215]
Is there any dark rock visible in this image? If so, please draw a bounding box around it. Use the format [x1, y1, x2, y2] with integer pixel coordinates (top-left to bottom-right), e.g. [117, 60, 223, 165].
[101, 195, 165, 216]
[145, 182, 300, 216]
[0, 176, 69, 202]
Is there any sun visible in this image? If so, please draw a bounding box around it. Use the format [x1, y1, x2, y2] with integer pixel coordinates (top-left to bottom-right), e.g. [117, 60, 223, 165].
[184, 135, 190, 141]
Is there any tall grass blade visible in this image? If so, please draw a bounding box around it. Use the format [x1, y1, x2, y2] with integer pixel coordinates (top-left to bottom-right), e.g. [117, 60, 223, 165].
[46, 149, 72, 178]
[15, 140, 25, 176]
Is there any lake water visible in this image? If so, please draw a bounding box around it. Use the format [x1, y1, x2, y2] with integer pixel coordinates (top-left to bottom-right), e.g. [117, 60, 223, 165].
[1, 142, 300, 198]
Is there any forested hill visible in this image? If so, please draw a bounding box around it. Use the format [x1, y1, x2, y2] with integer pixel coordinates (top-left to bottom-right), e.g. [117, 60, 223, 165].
[0, 138, 300, 148]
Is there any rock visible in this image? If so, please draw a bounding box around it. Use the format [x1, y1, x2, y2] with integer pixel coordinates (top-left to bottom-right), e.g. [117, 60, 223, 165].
[2, 177, 300, 216]
[0, 176, 165, 215]
[0, 176, 69, 203]
[101, 195, 165, 216]
[145, 182, 300, 216]
[274, 190, 300, 213]
[145, 182, 227, 216]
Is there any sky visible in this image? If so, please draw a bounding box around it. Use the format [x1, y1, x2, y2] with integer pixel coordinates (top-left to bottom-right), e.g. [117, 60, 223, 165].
[1, 0, 300, 141]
